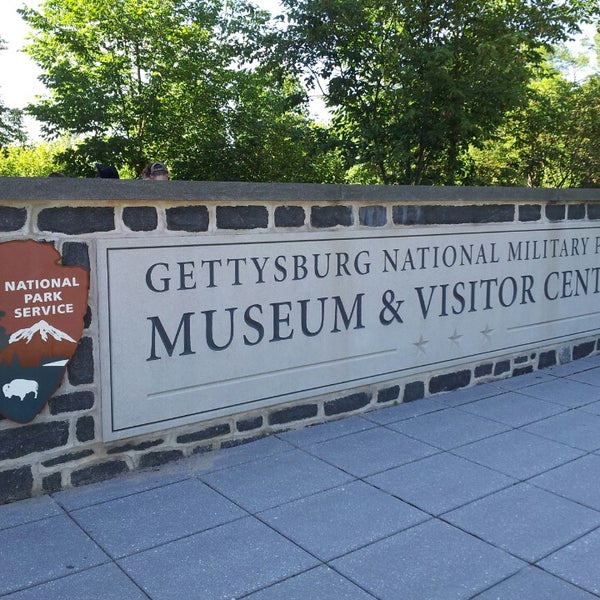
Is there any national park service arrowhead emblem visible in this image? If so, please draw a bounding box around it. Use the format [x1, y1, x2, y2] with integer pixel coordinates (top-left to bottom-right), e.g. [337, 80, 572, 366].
[0, 240, 89, 423]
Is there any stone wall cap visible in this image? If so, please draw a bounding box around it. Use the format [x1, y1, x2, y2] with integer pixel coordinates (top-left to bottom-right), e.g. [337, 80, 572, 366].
[0, 177, 599, 203]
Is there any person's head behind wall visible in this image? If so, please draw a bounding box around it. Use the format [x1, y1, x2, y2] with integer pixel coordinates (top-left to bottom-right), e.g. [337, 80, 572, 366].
[142, 162, 169, 180]
[95, 163, 120, 179]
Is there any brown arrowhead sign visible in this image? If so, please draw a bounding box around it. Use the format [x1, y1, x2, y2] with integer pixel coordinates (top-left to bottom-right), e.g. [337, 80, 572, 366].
[0, 240, 89, 423]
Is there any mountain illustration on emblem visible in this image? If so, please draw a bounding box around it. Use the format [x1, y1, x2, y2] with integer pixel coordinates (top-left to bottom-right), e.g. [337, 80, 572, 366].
[0, 319, 77, 369]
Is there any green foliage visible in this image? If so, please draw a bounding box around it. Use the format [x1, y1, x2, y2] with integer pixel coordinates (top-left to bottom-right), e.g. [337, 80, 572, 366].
[276, 0, 599, 185]
[0, 142, 65, 177]
[468, 62, 600, 188]
[20, 0, 340, 181]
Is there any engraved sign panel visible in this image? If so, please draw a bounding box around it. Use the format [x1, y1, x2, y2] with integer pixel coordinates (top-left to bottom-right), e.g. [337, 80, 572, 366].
[98, 223, 600, 440]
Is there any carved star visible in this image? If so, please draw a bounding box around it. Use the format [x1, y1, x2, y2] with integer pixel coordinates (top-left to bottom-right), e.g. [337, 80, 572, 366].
[448, 328, 463, 346]
[480, 324, 494, 341]
[413, 334, 429, 354]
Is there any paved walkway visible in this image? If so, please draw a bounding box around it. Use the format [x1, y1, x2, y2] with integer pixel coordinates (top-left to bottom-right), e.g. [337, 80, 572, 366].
[3, 357, 600, 599]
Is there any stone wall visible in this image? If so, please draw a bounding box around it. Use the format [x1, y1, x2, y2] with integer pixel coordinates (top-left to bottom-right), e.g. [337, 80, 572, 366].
[1, 178, 599, 504]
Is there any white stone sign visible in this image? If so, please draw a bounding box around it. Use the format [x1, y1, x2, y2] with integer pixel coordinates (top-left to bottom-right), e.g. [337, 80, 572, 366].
[98, 223, 600, 440]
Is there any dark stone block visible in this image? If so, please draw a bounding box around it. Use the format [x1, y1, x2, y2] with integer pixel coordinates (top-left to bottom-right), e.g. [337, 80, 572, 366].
[139, 450, 184, 469]
[166, 205, 209, 232]
[217, 205, 268, 229]
[49, 391, 95, 415]
[191, 443, 213, 455]
[573, 341, 595, 360]
[42, 472, 62, 495]
[176, 424, 231, 444]
[61, 242, 90, 271]
[325, 392, 371, 416]
[107, 439, 164, 454]
[518, 205, 541, 222]
[395, 204, 514, 225]
[514, 355, 529, 364]
[0, 466, 33, 504]
[269, 404, 318, 425]
[67, 337, 94, 385]
[76, 416, 95, 442]
[0, 421, 69, 461]
[513, 366, 533, 377]
[38, 207, 114, 234]
[568, 204, 585, 220]
[236, 416, 263, 432]
[474, 363, 493, 377]
[588, 204, 600, 220]
[42, 449, 95, 467]
[0, 206, 27, 231]
[538, 351, 557, 369]
[403, 381, 425, 402]
[392, 206, 421, 225]
[311, 205, 353, 228]
[545, 204, 566, 221]
[429, 370, 471, 394]
[123, 206, 158, 231]
[359, 205, 387, 227]
[494, 360, 511, 376]
[274, 205, 305, 228]
[71, 460, 129, 487]
[221, 434, 265, 449]
[377, 385, 400, 404]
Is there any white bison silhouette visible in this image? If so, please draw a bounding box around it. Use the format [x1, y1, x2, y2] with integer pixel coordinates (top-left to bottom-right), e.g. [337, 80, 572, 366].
[2, 379, 39, 401]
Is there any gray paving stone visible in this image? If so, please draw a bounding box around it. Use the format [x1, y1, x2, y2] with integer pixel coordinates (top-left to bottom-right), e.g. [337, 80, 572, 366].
[0, 515, 108, 596]
[521, 378, 600, 408]
[305, 427, 437, 477]
[567, 366, 600, 387]
[453, 429, 584, 479]
[529, 454, 600, 512]
[1, 564, 148, 600]
[52, 468, 188, 511]
[193, 435, 296, 474]
[388, 408, 510, 451]
[199, 448, 352, 512]
[539, 527, 600, 596]
[259, 480, 428, 560]
[277, 416, 375, 447]
[0, 495, 63, 531]
[580, 399, 600, 416]
[492, 371, 555, 391]
[361, 397, 446, 424]
[457, 392, 566, 427]
[435, 383, 502, 407]
[472, 566, 598, 600]
[331, 520, 524, 600]
[367, 453, 516, 516]
[523, 409, 600, 451]
[69, 478, 245, 558]
[444, 483, 600, 562]
[119, 516, 319, 600]
[244, 566, 377, 600]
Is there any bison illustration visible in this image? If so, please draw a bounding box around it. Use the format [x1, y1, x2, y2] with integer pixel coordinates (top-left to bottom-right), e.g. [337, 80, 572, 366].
[2, 379, 39, 401]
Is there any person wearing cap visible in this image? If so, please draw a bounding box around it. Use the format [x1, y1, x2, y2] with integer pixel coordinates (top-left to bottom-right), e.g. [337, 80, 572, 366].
[142, 162, 169, 180]
[95, 163, 120, 178]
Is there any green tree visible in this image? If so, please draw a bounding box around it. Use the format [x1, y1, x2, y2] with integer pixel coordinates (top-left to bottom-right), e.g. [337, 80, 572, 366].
[468, 47, 600, 188]
[0, 142, 65, 177]
[21, 0, 332, 180]
[275, 0, 599, 185]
